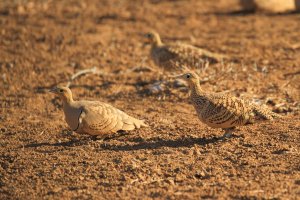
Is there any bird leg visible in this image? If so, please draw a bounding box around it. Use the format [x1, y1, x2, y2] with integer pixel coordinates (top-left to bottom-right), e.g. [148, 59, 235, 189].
[222, 128, 235, 138]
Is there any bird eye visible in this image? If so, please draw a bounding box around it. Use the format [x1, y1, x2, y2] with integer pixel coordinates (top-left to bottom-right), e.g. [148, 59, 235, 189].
[59, 89, 64, 93]
[186, 74, 191, 79]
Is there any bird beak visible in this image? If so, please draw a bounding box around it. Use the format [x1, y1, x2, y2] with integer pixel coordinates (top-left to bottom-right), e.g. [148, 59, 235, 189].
[143, 34, 152, 46]
[143, 40, 151, 46]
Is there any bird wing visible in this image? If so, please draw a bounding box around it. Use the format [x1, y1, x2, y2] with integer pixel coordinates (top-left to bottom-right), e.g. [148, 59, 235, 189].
[152, 45, 178, 64]
[201, 93, 254, 127]
[167, 43, 225, 65]
[78, 101, 146, 135]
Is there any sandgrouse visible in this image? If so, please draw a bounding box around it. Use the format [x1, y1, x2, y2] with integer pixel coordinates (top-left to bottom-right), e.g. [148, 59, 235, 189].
[145, 31, 226, 72]
[50, 86, 148, 136]
[175, 72, 282, 137]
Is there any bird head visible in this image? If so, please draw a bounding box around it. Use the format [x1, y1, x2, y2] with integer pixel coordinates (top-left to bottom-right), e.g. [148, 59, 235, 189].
[173, 71, 200, 87]
[144, 31, 162, 46]
[50, 86, 73, 102]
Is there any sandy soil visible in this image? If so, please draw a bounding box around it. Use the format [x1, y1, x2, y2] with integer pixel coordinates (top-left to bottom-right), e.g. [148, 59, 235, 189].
[0, 0, 300, 199]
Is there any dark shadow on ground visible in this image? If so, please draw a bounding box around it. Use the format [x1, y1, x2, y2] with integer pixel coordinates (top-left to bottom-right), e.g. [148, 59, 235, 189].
[22, 131, 130, 149]
[22, 133, 237, 151]
[99, 135, 227, 151]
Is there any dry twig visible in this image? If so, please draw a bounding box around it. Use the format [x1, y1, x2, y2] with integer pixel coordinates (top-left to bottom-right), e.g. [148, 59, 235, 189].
[66, 67, 108, 87]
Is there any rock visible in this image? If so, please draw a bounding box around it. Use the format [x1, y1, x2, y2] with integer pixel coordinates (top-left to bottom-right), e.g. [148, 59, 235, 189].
[239, 0, 300, 13]
[254, 0, 297, 13]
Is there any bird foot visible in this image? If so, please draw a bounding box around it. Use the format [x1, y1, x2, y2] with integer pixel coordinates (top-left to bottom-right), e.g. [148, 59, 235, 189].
[221, 128, 235, 139]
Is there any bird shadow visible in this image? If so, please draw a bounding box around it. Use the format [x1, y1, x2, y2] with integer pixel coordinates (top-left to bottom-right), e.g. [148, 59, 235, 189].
[22, 133, 235, 152]
[99, 135, 226, 152]
[22, 131, 130, 149]
[22, 138, 91, 149]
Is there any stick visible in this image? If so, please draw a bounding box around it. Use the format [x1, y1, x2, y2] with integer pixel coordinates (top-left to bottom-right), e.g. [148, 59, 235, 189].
[66, 67, 107, 87]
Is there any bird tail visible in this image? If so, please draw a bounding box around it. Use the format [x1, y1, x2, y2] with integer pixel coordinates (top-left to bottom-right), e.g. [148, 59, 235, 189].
[132, 118, 148, 129]
[253, 105, 282, 120]
[122, 117, 148, 130]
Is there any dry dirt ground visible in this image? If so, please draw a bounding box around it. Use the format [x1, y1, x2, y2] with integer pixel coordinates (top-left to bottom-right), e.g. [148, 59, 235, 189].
[1, 0, 300, 199]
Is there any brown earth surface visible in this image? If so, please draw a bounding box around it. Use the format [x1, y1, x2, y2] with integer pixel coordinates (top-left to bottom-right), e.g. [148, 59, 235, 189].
[1, 0, 300, 199]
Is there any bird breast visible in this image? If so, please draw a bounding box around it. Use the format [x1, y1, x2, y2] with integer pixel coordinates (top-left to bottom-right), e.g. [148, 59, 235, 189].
[191, 97, 207, 121]
[151, 46, 175, 66]
[63, 104, 83, 131]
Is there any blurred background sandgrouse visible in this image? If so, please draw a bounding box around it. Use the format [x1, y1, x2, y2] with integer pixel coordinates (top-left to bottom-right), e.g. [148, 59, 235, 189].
[50, 86, 148, 137]
[176, 71, 282, 137]
[145, 31, 227, 72]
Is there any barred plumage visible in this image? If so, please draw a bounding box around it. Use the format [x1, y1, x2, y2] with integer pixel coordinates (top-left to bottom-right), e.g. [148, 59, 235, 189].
[176, 72, 282, 137]
[145, 31, 227, 71]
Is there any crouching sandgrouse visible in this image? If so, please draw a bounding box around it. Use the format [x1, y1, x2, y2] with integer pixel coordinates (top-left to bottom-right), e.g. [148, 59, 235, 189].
[50, 86, 148, 136]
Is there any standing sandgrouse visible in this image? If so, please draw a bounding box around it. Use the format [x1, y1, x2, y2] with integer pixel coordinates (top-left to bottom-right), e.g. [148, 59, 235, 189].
[145, 31, 226, 72]
[175, 72, 282, 137]
[50, 86, 148, 136]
